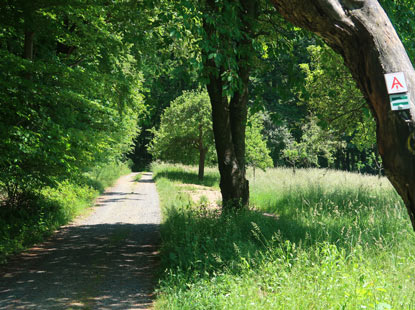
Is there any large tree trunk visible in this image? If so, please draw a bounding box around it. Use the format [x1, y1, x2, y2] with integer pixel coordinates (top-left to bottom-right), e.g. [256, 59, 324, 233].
[205, 68, 249, 209]
[203, 0, 256, 210]
[272, 0, 415, 228]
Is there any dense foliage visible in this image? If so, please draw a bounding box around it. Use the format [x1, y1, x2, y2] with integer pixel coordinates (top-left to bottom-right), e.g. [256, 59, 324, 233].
[0, 0, 145, 206]
[0, 0, 149, 260]
[148, 90, 214, 179]
[149, 89, 273, 179]
[282, 115, 343, 171]
[245, 112, 274, 172]
[299, 45, 376, 149]
[129, 0, 415, 176]
[2, 0, 415, 266]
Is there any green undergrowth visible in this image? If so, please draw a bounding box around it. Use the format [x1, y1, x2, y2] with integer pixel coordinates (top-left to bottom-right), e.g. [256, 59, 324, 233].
[152, 163, 220, 188]
[153, 163, 415, 310]
[0, 162, 131, 263]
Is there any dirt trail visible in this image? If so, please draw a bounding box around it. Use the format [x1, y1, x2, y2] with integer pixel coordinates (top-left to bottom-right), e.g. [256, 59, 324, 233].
[0, 172, 161, 310]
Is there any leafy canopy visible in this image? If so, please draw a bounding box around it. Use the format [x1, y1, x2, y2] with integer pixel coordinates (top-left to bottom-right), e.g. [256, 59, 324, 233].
[246, 112, 273, 171]
[148, 90, 214, 165]
[282, 115, 344, 169]
[149, 89, 273, 170]
[0, 0, 146, 203]
[299, 45, 376, 150]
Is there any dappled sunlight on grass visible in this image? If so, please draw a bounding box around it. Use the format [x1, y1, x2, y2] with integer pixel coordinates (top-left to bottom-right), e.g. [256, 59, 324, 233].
[154, 164, 415, 310]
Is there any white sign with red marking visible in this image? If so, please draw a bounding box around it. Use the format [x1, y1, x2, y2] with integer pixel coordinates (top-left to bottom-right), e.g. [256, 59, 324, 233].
[384, 72, 408, 94]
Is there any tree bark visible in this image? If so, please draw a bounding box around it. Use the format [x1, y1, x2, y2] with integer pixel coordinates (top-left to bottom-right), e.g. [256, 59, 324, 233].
[272, 0, 415, 228]
[23, 31, 34, 60]
[198, 148, 206, 181]
[22, 1, 34, 61]
[202, 0, 256, 210]
[198, 126, 206, 181]
[205, 66, 249, 209]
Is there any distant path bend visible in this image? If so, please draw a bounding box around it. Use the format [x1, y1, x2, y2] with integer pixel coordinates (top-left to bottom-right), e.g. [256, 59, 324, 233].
[0, 172, 161, 310]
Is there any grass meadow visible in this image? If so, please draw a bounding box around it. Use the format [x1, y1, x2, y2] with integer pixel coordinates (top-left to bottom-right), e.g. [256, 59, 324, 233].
[153, 163, 415, 310]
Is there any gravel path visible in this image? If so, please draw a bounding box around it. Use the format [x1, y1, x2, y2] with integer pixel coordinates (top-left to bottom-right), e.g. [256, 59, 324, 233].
[0, 172, 161, 310]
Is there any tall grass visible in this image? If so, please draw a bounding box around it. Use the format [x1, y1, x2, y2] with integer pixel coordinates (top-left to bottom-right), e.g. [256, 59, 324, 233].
[152, 163, 220, 188]
[0, 162, 131, 263]
[154, 164, 415, 310]
[249, 168, 411, 251]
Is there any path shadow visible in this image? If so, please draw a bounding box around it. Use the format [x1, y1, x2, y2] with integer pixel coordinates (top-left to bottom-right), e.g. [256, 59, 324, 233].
[0, 223, 160, 310]
[137, 178, 156, 184]
[95, 192, 144, 206]
[129, 173, 155, 184]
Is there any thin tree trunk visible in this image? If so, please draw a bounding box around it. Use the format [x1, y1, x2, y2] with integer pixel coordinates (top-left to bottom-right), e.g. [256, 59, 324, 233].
[198, 126, 205, 181]
[22, 2, 34, 80]
[198, 150, 206, 181]
[22, 1, 34, 61]
[272, 0, 415, 229]
[23, 31, 34, 60]
[198, 136, 207, 182]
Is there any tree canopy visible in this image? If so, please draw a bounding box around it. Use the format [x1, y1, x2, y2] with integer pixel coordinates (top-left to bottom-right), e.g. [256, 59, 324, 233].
[149, 89, 273, 180]
[0, 0, 146, 205]
[3, 0, 415, 227]
[148, 90, 214, 180]
[245, 112, 274, 173]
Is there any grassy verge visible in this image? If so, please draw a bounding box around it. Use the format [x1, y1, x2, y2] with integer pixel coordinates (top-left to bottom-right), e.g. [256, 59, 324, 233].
[153, 163, 415, 310]
[0, 162, 131, 263]
[152, 163, 220, 188]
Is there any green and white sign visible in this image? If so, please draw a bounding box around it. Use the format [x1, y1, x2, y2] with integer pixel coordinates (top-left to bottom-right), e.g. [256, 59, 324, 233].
[389, 93, 411, 111]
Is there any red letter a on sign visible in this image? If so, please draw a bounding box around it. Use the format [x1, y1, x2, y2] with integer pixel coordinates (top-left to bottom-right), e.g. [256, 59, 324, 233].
[392, 77, 404, 90]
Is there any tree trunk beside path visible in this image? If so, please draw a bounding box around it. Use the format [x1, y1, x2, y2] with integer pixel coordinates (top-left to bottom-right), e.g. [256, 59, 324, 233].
[272, 0, 415, 229]
[203, 0, 255, 210]
[0, 172, 161, 310]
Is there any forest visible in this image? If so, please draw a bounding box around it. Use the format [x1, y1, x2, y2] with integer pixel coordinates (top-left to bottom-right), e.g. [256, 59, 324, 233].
[1, 0, 414, 204]
[1, 0, 415, 308]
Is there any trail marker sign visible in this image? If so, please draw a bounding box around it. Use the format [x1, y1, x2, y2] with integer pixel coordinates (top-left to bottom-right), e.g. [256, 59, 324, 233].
[389, 93, 411, 111]
[384, 72, 408, 94]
